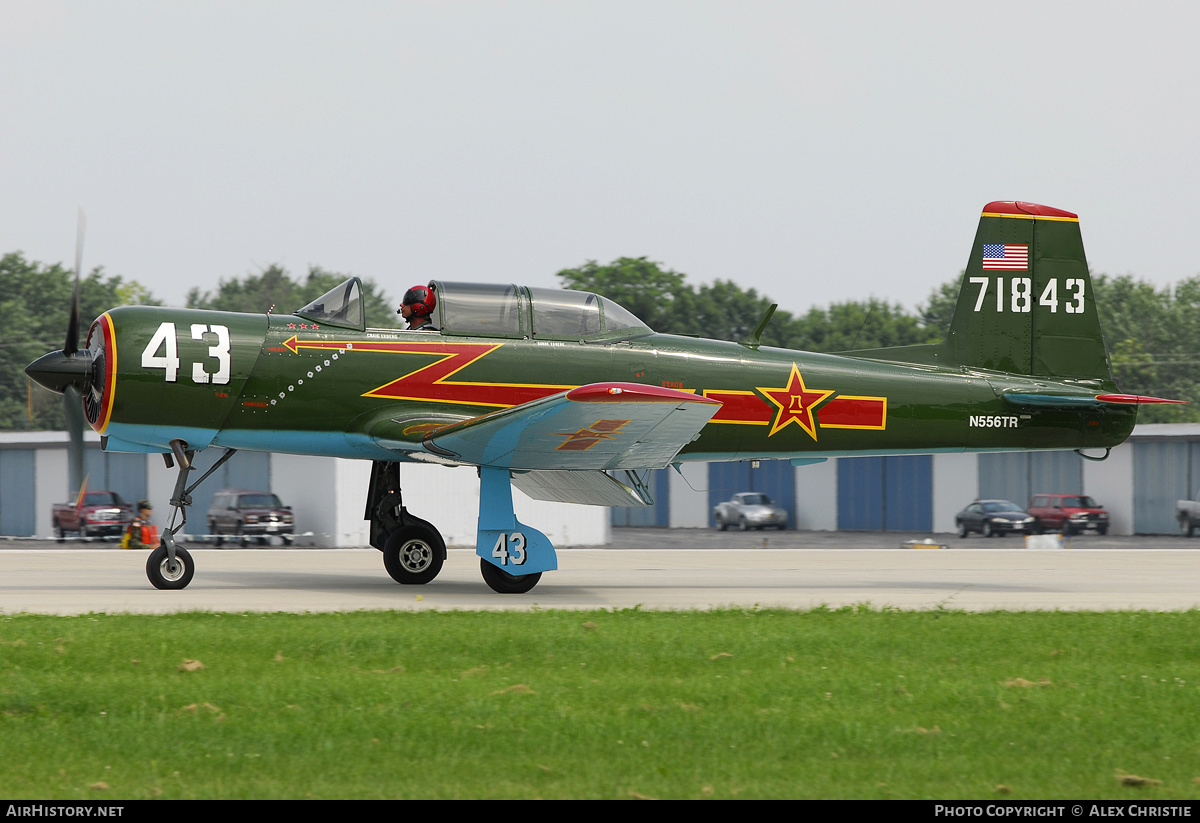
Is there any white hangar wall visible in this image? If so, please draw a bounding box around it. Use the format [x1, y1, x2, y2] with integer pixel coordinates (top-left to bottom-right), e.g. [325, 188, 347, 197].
[1083, 443, 1135, 536]
[792, 458, 839, 532]
[932, 453, 978, 533]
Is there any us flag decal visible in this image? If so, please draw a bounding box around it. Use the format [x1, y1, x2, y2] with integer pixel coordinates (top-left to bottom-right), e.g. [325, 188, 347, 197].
[982, 243, 1028, 270]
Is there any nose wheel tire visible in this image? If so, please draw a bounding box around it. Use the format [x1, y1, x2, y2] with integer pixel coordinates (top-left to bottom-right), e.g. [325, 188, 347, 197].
[479, 558, 542, 594]
[382, 524, 446, 585]
[146, 543, 195, 590]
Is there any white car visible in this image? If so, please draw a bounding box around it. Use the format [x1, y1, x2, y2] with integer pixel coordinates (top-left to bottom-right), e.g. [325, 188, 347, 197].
[713, 492, 788, 531]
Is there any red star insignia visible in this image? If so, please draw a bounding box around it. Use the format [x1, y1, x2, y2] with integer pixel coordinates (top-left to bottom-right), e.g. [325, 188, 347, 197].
[551, 419, 630, 451]
[287, 323, 297, 329]
[757, 364, 834, 440]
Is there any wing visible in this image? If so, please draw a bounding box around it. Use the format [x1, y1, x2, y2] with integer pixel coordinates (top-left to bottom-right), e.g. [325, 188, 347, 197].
[422, 382, 722, 470]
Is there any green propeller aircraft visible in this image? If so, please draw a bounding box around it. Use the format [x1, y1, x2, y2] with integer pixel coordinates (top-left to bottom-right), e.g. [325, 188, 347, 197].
[25, 201, 1180, 593]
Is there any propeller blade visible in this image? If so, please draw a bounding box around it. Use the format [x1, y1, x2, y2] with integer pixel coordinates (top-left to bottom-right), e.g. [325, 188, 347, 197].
[64, 385, 85, 497]
[31, 209, 94, 395]
[65, 209, 86, 356]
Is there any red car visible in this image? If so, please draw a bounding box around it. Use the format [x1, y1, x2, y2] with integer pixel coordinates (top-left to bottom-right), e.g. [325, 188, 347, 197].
[1028, 494, 1110, 535]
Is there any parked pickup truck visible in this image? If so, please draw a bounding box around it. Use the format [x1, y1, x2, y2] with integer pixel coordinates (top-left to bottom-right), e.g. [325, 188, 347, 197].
[1176, 496, 1200, 536]
[1028, 493, 1109, 535]
[52, 491, 134, 540]
[206, 489, 294, 545]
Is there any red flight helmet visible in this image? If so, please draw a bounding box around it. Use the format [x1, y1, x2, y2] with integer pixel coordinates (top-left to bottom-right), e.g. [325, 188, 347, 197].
[401, 285, 436, 318]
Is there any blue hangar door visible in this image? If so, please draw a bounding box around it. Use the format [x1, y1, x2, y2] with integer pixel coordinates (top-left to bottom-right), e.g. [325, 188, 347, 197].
[837, 455, 932, 532]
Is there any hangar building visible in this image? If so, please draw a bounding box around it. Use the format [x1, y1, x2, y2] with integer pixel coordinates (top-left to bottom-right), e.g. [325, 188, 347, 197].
[2, 423, 1198, 541]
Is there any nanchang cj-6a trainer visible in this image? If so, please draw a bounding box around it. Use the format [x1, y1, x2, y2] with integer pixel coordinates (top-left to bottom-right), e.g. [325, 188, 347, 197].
[26, 202, 1178, 593]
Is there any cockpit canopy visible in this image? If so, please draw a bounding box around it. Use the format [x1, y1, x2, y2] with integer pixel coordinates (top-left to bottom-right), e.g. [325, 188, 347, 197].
[295, 278, 365, 330]
[432, 281, 650, 341]
[294, 277, 652, 341]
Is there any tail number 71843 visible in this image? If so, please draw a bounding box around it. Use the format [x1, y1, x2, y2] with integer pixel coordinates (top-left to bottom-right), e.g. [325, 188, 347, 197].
[969, 277, 1086, 314]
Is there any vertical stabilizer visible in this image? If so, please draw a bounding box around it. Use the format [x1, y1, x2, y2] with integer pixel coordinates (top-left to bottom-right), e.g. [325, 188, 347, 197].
[849, 201, 1115, 384]
[945, 201, 1113, 382]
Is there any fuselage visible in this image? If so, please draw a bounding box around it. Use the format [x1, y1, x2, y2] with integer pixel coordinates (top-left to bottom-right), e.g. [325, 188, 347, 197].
[88, 304, 1136, 466]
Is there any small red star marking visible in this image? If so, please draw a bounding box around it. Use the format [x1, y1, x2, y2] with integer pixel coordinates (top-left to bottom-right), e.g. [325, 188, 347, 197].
[551, 419, 630, 451]
[757, 363, 834, 440]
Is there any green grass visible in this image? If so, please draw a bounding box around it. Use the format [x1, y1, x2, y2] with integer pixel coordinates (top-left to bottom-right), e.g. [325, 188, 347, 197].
[2, 608, 1200, 799]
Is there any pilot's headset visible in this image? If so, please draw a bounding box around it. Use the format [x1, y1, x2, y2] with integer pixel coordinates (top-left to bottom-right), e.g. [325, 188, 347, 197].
[400, 285, 436, 317]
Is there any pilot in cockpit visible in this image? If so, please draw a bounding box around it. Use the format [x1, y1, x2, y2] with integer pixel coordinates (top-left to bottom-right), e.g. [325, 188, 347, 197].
[398, 285, 438, 331]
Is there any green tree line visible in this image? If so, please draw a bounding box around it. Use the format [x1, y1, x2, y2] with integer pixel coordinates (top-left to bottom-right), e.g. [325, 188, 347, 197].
[3, 250, 1198, 432]
[558, 257, 936, 352]
[186, 264, 398, 325]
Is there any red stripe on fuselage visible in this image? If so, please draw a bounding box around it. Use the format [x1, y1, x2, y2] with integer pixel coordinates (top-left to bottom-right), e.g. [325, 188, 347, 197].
[287, 339, 571, 408]
[819, 396, 887, 429]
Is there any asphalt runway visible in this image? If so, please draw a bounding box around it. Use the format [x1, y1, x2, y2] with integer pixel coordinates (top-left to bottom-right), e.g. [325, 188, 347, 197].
[3, 528, 1200, 613]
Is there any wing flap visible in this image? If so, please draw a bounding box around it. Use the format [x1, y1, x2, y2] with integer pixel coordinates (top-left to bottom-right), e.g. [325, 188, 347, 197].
[423, 382, 721, 470]
[511, 470, 653, 507]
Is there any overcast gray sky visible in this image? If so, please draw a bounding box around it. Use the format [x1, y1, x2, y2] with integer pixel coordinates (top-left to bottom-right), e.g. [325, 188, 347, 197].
[2, 1, 1197, 318]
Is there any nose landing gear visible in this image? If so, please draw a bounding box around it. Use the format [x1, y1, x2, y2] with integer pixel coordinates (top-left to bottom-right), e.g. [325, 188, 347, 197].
[145, 440, 237, 590]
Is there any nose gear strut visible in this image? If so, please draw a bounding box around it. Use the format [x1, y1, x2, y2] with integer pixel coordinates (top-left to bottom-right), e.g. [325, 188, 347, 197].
[145, 439, 238, 590]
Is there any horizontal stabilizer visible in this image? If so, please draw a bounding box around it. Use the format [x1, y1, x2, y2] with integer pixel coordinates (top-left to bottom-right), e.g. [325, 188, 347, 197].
[512, 470, 653, 507]
[423, 382, 721, 471]
[1002, 390, 1186, 409]
[1001, 391, 1106, 409]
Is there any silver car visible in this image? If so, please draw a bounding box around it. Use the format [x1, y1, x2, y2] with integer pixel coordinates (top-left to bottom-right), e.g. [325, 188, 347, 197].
[713, 492, 788, 531]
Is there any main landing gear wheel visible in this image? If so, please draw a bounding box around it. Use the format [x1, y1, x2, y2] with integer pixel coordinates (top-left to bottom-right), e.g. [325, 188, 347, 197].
[383, 524, 445, 585]
[146, 543, 195, 590]
[479, 558, 542, 594]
